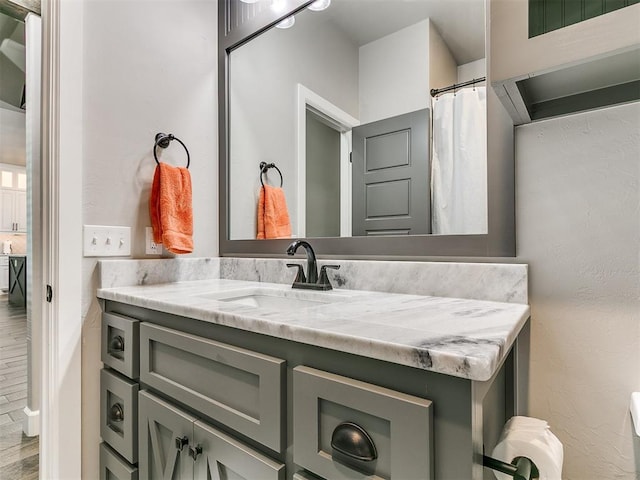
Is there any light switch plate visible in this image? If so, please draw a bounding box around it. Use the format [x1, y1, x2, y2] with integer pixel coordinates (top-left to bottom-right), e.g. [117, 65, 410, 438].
[83, 225, 131, 257]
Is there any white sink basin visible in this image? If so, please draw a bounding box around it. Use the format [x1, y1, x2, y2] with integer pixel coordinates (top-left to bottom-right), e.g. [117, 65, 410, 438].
[198, 287, 349, 311]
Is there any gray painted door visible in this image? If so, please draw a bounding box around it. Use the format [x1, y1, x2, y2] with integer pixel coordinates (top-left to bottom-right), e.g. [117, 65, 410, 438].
[193, 421, 285, 480]
[352, 108, 430, 236]
[138, 390, 196, 480]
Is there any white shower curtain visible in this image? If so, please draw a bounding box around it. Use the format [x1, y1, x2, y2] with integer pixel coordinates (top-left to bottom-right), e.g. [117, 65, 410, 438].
[431, 86, 487, 234]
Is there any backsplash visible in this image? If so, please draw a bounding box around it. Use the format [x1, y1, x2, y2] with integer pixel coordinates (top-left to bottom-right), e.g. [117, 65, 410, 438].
[220, 258, 528, 304]
[98, 257, 221, 288]
[99, 257, 527, 304]
[0, 233, 26, 254]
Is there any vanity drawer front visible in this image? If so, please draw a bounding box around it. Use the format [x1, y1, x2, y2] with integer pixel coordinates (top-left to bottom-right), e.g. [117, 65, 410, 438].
[293, 366, 434, 480]
[139, 322, 286, 453]
[100, 443, 138, 480]
[100, 368, 139, 464]
[102, 312, 140, 379]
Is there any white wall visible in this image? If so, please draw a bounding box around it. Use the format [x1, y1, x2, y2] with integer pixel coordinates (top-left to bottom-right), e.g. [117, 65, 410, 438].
[428, 22, 457, 94]
[80, 1, 218, 476]
[516, 102, 640, 479]
[0, 107, 25, 165]
[359, 18, 458, 123]
[458, 58, 486, 83]
[229, 11, 358, 240]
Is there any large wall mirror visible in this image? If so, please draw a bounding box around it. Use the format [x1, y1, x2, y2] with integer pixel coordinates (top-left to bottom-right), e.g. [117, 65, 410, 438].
[219, 0, 515, 258]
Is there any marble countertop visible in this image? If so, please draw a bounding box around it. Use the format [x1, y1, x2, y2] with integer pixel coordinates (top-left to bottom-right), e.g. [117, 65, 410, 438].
[97, 279, 530, 382]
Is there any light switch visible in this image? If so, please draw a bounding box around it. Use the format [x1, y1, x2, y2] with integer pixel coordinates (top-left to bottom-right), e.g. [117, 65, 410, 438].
[83, 225, 131, 257]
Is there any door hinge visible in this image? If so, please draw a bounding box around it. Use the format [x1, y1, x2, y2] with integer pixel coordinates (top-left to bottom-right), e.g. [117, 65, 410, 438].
[46, 285, 53, 303]
[349, 152, 352, 163]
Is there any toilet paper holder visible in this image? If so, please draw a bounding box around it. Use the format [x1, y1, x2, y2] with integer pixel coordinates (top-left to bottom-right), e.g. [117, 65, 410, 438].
[483, 454, 540, 480]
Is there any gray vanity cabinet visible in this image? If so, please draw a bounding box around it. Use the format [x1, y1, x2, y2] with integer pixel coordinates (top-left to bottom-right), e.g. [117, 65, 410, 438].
[139, 390, 285, 480]
[101, 300, 519, 479]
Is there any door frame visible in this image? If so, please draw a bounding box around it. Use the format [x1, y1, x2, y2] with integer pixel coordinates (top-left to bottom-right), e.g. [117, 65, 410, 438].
[296, 84, 358, 238]
[40, 0, 83, 478]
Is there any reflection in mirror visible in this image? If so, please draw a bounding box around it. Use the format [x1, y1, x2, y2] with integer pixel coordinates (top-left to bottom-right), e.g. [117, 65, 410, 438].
[229, 0, 486, 241]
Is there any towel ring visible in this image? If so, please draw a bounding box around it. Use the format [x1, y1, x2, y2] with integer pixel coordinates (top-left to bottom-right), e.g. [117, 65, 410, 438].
[154, 133, 190, 169]
[259, 162, 283, 187]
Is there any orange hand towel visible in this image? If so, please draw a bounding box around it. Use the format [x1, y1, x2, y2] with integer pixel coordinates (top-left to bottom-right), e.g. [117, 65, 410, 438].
[257, 185, 292, 239]
[149, 162, 193, 254]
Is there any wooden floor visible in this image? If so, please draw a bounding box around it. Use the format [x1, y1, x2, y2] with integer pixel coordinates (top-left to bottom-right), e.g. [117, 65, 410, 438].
[0, 295, 38, 480]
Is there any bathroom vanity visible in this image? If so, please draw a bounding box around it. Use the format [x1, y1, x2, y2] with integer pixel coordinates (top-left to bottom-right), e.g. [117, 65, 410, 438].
[97, 274, 529, 480]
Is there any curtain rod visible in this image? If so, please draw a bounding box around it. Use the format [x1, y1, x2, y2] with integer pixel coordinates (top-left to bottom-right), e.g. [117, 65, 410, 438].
[430, 77, 486, 97]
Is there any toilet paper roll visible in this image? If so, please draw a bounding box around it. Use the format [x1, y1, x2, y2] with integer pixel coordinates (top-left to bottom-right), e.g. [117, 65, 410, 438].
[492, 417, 563, 480]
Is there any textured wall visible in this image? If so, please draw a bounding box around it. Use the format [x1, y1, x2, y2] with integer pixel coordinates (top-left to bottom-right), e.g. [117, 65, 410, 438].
[80, 1, 218, 476]
[516, 102, 640, 478]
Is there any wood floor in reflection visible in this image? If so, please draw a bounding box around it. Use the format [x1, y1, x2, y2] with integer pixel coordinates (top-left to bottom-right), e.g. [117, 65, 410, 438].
[0, 296, 38, 480]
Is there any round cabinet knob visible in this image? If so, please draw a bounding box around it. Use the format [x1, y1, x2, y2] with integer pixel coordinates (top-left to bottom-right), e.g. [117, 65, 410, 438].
[331, 422, 378, 462]
[109, 335, 125, 352]
[109, 403, 124, 422]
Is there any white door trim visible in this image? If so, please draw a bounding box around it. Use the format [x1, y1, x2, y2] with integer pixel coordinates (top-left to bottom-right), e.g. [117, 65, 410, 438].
[24, 11, 41, 439]
[40, 0, 83, 478]
[296, 84, 358, 238]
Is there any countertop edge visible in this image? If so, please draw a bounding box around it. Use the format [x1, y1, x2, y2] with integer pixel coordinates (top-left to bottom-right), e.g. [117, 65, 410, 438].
[97, 281, 531, 382]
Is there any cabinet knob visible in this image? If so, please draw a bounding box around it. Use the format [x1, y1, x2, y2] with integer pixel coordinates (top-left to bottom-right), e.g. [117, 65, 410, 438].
[109, 335, 125, 352]
[189, 444, 203, 461]
[109, 403, 124, 422]
[175, 436, 189, 451]
[331, 422, 378, 462]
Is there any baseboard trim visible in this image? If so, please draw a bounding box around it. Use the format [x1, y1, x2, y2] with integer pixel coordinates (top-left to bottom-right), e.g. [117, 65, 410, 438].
[23, 406, 39, 437]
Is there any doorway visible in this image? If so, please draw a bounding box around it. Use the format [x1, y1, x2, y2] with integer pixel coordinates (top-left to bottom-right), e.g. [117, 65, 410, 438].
[0, 7, 40, 480]
[296, 84, 358, 238]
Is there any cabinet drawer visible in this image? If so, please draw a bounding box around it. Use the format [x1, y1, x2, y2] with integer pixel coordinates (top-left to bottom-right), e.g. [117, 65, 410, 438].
[102, 312, 139, 379]
[100, 443, 138, 480]
[293, 366, 434, 480]
[140, 322, 286, 452]
[100, 369, 139, 464]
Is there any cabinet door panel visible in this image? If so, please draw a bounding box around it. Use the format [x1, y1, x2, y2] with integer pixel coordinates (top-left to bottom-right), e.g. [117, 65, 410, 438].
[193, 421, 285, 480]
[0, 190, 14, 231]
[139, 390, 196, 480]
[15, 191, 26, 232]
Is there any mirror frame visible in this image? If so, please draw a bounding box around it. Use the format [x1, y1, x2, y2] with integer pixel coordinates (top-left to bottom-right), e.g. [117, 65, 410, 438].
[218, 0, 515, 258]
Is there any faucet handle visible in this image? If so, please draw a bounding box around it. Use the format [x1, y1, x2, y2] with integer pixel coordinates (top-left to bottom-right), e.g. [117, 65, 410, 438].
[318, 265, 341, 290]
[286, 263, 306, 283]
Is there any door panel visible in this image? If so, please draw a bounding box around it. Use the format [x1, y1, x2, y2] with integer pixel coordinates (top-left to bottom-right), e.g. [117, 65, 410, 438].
[138, 390, 196, 480]
[193, 421, 285, 480]
[352, 108, 430, 236]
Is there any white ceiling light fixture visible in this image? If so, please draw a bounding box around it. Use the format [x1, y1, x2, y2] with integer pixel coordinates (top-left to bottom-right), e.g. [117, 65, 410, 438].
[239, 0, 261, 3]
[275, 15, 296, 29]
[308, 0, 330, 11]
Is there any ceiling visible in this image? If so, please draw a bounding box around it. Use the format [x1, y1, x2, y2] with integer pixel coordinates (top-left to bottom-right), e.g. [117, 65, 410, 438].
[315, 0, 485, 65]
